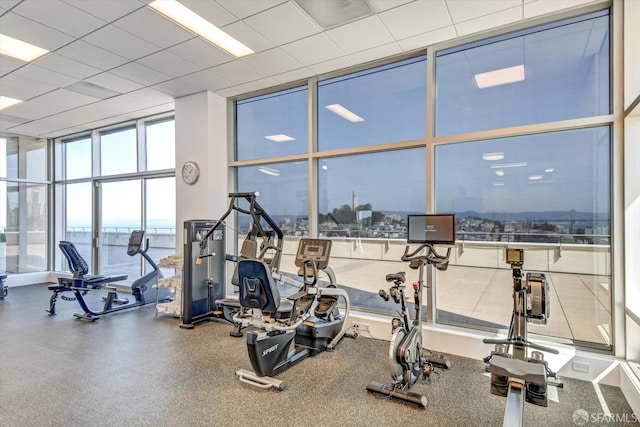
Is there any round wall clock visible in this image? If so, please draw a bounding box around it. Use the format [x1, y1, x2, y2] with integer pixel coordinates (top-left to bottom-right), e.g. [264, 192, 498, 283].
[181, 161, 200, 185]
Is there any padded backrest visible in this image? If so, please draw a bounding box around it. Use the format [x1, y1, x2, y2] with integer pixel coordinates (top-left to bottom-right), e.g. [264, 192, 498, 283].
[59, 241, 89, 277]
[231, 239, 257, 286]
[237, 259, 280, 314]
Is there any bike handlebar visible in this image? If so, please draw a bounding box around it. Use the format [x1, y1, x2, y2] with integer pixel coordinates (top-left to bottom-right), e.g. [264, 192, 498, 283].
[401, 243, 452, 270]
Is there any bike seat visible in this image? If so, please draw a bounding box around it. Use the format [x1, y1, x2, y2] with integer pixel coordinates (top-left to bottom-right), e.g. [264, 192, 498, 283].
[489, 356, 547, 385]
[385, 272, 405, 283]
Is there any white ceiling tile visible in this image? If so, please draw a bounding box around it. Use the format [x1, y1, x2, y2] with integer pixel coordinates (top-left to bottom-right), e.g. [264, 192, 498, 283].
[368, 0, 414, 13]
[0, 56, 24, 75]
[240, 77, 281, 93]
[113, 7, 195, 49]
[85, 72, 144, 94]
[11, 0, 107, 37]
[308, 56, 355, 75]
[280, 33, 344, 66]
[214, 0, 287, 19]
[153, 79, 202, 98]
[209, 61, 267, 86]
[32, 53, 101, 80]
[222, 20, 276, 53]
[6, 89, 99, 120]
[136, 51, 201, 78]
[110, 62, 172, 86]
[244, 2, 320, 45]
[454, 6, 522, 36]
[446, 0, 521, 23]
[349, 42, 402, 65]
[0, 11, 74, 51]
[379, 0, 452, 40]
[12, 64, 78, 88]
[128, 87, 174, 104]
[179, 69, 234, 92]
[181, 0, 237, 26]
[56, 40, 129, 71]
[167, 38, 235, 69]
[524, 0, 594, 19]
[0, 113, 30, 128]
[216, 85, 251, 98]
[397, 26, 458, 52]
[241, 48, 303, 76]
[326, 15, 394, 54]
[271, 67, 314, 85]
[83, 25, 160, 60]
[0, 74, 56, 100]
[61, 0, 146, 23]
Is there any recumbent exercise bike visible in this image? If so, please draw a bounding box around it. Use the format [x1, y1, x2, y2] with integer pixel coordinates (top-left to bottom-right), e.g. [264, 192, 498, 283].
[47, 230, 170, 320]
[366, 214, 454, 409]
[233, 237, 353, 390]
[483, 248, 563, 427]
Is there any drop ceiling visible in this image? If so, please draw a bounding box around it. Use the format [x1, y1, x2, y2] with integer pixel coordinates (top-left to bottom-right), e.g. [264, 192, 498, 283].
[0, 0, 601, 139]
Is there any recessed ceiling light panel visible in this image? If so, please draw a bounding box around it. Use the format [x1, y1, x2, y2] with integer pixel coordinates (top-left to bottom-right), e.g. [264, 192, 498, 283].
[294, 0, 373, 30]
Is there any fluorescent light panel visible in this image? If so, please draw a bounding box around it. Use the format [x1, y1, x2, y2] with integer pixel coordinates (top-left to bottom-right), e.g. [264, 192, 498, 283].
[325, 104, 364, 122]
[0, 96, 23, 110]
[491, 162, 528, 169]
[475, 65, 525, 89]
[148, 0, 254, 58]
[0, 34, 48, 62]
[265, 134, 295, 142]
[482, 152, 504, 161]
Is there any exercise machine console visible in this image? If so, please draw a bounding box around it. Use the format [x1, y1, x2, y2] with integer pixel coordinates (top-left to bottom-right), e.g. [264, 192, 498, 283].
[366, 214, 454, 408]
[482, 248, 562, 427]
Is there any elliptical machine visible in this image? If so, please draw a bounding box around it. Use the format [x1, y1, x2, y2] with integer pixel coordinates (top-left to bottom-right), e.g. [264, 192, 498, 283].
[366, 214, 454, 408]
[482, 248, 563, 427]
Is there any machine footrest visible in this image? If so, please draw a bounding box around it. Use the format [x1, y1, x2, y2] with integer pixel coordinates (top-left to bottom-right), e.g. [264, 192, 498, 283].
[236, 369, 287, 391]
[366, 381, 427, 408]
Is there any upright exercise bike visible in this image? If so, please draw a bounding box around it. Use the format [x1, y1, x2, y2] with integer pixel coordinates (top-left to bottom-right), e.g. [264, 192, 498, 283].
[367, 214, 454, 409]
[483, 248, 563, 427]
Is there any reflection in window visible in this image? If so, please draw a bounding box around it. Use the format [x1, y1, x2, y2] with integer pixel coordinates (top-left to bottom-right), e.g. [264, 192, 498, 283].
[237, 162, 308, 237]
[319, 57, 427, 150]
[318, 149, 426, 239]
[146, 120, 175, 171]
[100, 127, 137, 175]
[236, 87, 308, 161]
[146, 177, 176, 277]
[65, 137, 92, 179]
[435, 127, 610, 244]
[64, 182, 93, 271]
[435, 11, 609, 136]
[1, 136, 47, 180]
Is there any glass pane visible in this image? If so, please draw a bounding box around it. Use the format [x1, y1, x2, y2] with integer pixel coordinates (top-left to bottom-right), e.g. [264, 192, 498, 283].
[146, 119, 175, 171]
[318, 57, 427, 150]
[100, 180, 141, 280]
[0, 136, 47, 180]
[237, 161, 308, 237]
[434, 127, 611, 346]
[64, 182, 93, 272]
[435, 12, 609, 136]
[66, 137, 92, 179]
[236, 87, 308, 161]
[146, 177, 176, 277]
[317, 149, 426, 316]
[100, 128, 137, 175]
[3, 182, 48, 273]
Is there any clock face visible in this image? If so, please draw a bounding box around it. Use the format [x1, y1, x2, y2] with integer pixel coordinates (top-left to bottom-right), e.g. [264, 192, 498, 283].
[182, 161, 200, 185]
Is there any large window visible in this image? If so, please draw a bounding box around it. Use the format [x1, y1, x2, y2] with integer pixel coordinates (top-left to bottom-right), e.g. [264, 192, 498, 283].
[0, 136, 49, 274]
[236, 87, 308, 161]
[318, 57, 427, 150]
[435, 11, 609, 136]
[233, 9, 612, 348]
[58, 116, 176, 282]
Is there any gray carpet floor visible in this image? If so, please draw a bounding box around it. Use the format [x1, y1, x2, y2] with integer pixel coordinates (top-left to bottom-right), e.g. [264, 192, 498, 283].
[0, 284, 638, 427]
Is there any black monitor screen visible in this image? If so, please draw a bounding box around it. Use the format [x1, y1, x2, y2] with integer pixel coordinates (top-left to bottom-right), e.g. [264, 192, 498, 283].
[407, 214, 456, 244]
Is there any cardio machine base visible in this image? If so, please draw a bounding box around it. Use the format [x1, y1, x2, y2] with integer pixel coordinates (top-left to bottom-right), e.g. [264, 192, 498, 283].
[366, 381, 428, 409]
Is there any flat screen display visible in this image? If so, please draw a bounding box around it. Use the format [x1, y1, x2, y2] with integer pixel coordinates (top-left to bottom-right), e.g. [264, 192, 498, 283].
[407, 214, 456, 244]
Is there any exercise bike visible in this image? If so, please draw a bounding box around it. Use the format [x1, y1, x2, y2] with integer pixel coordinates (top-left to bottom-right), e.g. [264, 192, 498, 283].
[483, 248, 563, 427]
[0, 273, 7, 300]
[47, 230, 170, 320]
[233, 237, 353, 390]
[366, 214, 454, 409]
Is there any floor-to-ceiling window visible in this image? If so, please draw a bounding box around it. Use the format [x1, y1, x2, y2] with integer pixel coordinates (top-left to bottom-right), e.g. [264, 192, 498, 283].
[0, 136, 49, 274]
[56, 114, 176, 283]
[232, 8, 612, 349]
